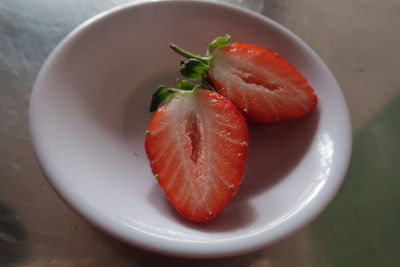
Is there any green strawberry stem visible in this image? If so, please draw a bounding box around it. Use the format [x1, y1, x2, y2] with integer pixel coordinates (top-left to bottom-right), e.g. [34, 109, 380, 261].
[170, 44, 211, 65]
[150, 36, 232, 112]
[149, 36, 231, 112]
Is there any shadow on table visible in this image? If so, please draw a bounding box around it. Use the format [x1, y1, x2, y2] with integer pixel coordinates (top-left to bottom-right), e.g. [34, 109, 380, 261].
[93, 227, 266, 267]
[0, 202, 30, 267]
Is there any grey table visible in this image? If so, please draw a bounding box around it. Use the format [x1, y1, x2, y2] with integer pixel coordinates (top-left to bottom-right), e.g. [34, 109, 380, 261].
[1, 0, 399, 266]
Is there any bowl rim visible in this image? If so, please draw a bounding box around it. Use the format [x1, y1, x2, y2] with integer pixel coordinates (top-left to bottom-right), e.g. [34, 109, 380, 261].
[30, 0, 352, 258]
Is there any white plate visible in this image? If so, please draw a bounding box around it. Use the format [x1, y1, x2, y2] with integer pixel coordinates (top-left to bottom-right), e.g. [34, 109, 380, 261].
[30, 0, 352, 258]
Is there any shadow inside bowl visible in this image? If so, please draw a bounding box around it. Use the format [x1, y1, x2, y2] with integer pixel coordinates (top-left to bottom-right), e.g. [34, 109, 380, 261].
[147, 184, 256, 232]
[238, 108, 320, 200]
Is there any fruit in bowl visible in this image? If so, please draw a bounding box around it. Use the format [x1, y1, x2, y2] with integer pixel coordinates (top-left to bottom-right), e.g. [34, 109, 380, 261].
[145, 35, 318, 223]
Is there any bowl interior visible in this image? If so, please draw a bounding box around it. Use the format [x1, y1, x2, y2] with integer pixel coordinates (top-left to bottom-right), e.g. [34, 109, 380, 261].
[31, 0, 351, 258]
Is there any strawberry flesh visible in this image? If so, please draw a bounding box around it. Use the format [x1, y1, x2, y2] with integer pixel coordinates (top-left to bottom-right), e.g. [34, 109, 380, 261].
[209, 43, 318, 123]
[145, 90, 248, 223]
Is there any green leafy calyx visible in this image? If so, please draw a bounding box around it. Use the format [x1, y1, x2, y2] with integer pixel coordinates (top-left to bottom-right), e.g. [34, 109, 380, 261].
[150, 81, 199, 112]
[170, 35, 232, 83]
[180, 59, 209, 81]
[177, 80, 195, 91]
[150, 86, 176, 112]
[149, 35, 232, 112]
[208, 34, 231, 55]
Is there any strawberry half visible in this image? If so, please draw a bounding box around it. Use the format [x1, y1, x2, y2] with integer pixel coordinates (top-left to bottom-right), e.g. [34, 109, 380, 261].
[145, 84, 248, 223]
[170, 35, 318, 124]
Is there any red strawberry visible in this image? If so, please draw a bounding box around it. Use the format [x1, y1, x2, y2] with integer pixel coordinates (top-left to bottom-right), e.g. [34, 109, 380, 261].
[170, 35, 318, 124]
[145, 85, 248, 223]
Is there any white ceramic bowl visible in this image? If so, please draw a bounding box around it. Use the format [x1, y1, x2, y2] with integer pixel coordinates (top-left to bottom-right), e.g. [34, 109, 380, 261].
[30, 0, 352, 258]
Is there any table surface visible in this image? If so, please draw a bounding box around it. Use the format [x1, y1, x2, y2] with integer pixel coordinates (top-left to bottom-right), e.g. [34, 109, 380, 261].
[1, 0, 399, 266]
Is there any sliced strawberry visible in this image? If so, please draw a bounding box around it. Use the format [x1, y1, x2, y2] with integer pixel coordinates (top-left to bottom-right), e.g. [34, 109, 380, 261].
[145, 88, 248, 223]
[209, 43, 317, 123]
[170, 35, 318, 124]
